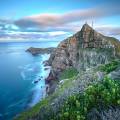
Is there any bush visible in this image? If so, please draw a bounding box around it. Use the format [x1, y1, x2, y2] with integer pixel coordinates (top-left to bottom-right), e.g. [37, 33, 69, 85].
[51, 77, 120, 120]
[99, 60, 119, 74]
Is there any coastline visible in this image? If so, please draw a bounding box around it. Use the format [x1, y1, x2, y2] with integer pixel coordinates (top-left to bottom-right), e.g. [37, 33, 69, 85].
[14, 24, 120, 120]
[0, 42, 58, 120]
[28, 54, 51, 107]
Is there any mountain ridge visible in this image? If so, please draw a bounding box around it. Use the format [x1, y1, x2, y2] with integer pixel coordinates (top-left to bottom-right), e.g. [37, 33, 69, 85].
[46, 23, 120, 83]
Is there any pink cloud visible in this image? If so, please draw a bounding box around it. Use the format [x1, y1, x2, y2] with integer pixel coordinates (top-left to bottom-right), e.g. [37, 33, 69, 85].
[15, 4, 120, 31]
[15, 8, 101, 29]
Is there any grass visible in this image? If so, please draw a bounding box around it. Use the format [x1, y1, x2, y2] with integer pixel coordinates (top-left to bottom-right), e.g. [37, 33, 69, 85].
[15, 68, 78, 120]
[59, 67, 78, 80]
[14, 98, 48, 120]
[58, 67, 78, 93]
[15, 61, 120, 120]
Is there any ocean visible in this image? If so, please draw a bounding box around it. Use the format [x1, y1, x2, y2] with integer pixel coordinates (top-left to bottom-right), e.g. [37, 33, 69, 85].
[0, 41, 59, 120]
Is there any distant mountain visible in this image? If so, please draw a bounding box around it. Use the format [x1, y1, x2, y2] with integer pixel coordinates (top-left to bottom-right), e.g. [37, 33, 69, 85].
[26, 47, 56, 55]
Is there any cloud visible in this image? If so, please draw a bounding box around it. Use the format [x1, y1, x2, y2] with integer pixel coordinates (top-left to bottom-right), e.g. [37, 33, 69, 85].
[14, 9, 100, 31]
[0, 18, 19, 33]
[0, 18, 71, 41]
[14, 3, 120, 32]
[0, 30, 70, 41]
[95, 25, 120, 38]
[1, 1, 120, 41]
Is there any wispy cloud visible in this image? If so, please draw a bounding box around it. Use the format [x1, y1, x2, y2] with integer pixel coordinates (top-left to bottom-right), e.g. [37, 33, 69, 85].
[0, 30, 70, 41]
[95, 25, 120, 38]
[14, 4, 120, 32]
[0, 1, 120, 41]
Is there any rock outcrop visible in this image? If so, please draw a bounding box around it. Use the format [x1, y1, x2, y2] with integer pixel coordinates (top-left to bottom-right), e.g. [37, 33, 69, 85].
[46, 24, 120, 82]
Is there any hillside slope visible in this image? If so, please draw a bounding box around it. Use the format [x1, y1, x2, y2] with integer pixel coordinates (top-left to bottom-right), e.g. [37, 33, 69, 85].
[15, 24, 120, 120]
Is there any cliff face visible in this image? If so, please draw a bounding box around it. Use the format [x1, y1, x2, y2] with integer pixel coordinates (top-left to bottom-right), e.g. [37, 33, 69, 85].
[15, 24, 120, 120]
[47, 24, 120, 81]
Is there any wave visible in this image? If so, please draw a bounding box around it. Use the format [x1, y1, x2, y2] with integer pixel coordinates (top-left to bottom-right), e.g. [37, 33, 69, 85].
[7, 99, 25, 109]
[28, 54, 50, 107]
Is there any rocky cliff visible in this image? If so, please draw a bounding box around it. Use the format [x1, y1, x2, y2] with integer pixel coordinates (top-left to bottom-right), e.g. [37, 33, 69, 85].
[47, 24, 120, 82]
[15, 24, 120, 120]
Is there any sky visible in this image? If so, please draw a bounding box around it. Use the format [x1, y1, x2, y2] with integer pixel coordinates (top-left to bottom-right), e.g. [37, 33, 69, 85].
[0, 0, 120, 42]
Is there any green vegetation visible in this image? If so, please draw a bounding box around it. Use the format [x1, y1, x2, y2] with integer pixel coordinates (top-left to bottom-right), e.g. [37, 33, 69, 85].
[58, 67, 78, 92]
[15, 68, 78, 120]
[15, 98, 49, 120]
[51, 77, 120, 120]
[59, 67, 78, 80]
[16, 61, 120, 120]
[99, 60, 119, 73]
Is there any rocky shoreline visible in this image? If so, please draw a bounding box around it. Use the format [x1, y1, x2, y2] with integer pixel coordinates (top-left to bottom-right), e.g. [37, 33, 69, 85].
[45, 24, 120, 86]
[15, 24, 120, 120]
[26, 46, 56, 94]
[26, 47, 56, 55]
[27, 24, 120, 101]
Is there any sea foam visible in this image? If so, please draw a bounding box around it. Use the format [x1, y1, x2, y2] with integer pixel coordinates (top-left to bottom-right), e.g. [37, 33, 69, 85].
[28, 54, 50, 107]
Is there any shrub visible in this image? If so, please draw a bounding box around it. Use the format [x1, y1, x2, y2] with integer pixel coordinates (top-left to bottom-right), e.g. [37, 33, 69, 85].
[51, 77, 120, 120]
[99, 60, 119, 74]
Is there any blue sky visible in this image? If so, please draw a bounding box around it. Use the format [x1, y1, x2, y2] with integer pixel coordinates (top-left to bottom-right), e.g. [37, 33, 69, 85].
[0, 0, 103, 18]
[0, 0, 120, 42]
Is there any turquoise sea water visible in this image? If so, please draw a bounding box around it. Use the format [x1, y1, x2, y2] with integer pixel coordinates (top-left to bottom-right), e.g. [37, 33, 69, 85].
[0, 41, 59, 120]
